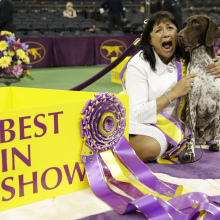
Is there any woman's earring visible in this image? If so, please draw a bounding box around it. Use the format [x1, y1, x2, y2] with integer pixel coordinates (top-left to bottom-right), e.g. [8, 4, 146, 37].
[152, 46, 155, 50]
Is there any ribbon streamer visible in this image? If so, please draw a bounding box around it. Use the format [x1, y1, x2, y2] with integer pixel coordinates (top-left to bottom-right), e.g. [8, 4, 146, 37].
[81, 92, 220, 219]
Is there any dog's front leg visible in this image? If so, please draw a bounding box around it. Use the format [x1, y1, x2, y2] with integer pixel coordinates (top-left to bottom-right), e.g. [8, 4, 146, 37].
[181, 94, 197, 163]
[209, 117, 220, 152]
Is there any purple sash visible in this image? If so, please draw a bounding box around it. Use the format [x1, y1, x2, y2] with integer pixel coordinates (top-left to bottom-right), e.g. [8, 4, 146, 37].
[119, 55, 190, 163]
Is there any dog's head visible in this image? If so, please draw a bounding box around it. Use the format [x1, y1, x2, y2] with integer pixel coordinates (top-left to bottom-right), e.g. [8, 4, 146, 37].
[177, 15, 220, 49]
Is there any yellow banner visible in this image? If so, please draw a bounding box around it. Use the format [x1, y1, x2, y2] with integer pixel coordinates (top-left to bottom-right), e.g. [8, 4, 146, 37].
[111, 56, 131, 84]
[0, 87, 129, 211]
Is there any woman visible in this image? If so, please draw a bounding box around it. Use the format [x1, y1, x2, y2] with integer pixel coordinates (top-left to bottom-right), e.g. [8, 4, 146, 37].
[125, 11, 220, 162]
[63, 2, 77, 18]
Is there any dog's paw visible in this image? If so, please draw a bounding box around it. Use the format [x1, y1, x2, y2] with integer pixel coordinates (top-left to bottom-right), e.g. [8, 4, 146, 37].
[180, 153, 195, 164]
[209, 143, 220, 152]
[180, 148, 195, 164]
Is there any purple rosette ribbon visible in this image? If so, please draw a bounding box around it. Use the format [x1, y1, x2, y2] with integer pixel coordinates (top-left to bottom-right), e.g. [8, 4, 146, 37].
[80, 92, 220, 219]
[80, 92, 126, 161]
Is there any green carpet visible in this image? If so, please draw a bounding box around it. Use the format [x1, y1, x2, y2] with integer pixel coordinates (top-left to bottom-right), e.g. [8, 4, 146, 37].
[0, 66, 123, 94]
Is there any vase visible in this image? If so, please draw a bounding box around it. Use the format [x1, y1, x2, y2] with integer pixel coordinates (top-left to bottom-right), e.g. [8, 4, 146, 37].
[0, 76, 20, 86]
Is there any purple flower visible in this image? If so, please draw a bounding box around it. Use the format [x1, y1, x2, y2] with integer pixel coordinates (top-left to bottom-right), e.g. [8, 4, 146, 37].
[12, 64, 23, 76]
[8, 35, 15, 42]
[23, 64, 31, 70]
[216, 38, 220, 46]
[4, 66, 13, 74]
[5, 35, 15, 45]
[9, 45, 16, 52]
[22, 43, 29, 51]
[0, 51, 3, 57]
[15, 42, 23, 49]
[12, 55, 18, 61]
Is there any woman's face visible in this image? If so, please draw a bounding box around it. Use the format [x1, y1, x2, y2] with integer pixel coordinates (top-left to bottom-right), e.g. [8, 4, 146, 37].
[67, 5, 73, 11]
[150, 20, 178, 64]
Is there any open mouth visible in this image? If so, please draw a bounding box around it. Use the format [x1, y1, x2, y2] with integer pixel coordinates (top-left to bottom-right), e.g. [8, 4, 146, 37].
[162, 41, 172, 51]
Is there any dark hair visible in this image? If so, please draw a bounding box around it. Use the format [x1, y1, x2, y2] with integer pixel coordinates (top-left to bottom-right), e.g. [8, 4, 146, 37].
[140, 11, 189, 71]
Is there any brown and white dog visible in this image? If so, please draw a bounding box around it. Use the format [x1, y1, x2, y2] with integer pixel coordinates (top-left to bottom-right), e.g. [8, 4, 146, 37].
[177, 15, 220, 163]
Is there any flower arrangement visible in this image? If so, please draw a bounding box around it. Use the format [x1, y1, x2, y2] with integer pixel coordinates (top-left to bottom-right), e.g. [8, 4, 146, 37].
[214, 38, 220, 56]
[0, 31, 32, 86]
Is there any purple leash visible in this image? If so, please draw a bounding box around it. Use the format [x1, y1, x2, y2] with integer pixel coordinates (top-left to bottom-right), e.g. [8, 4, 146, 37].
[69, 38, 141, 91]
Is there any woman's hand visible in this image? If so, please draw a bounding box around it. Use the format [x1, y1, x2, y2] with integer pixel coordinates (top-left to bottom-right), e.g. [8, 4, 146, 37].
[156, 73, 197, 113]
[168, 73, 197, 100]
[207, 56, 220, 78]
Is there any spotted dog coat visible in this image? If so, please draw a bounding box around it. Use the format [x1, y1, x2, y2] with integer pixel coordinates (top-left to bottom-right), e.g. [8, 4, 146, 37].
[177, 15, 220, 163]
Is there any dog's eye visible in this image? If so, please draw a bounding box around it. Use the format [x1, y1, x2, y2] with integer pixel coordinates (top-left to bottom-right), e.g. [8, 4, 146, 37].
[192, 21, 200, 27]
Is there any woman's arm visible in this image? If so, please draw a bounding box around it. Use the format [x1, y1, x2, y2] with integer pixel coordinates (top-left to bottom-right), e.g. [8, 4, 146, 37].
[126, 60, 197, 124]
[63, 9, 75, 18]
[125, 64, 158, 124]
[73, 9, 77, 18]
[157, 73, 197, 113]
[207, 56, 220, 77]
[63, 10, 70, 18]
[68, 9, 77, 18]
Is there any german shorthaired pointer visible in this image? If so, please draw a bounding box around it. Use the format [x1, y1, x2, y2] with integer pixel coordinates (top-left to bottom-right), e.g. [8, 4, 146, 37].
[177, 15, 220, 163]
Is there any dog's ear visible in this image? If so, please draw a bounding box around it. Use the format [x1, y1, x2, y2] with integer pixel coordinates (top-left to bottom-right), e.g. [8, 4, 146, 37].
[206, 18, 220, 47]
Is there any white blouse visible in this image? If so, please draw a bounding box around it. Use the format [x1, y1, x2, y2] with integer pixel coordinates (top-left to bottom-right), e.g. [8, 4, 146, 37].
[125, 50, 179, 149]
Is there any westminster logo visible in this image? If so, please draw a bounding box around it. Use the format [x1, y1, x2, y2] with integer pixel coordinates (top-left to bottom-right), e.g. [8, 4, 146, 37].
[100, 39, 127, 60]
[25, 41, 46, 64]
